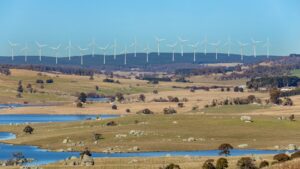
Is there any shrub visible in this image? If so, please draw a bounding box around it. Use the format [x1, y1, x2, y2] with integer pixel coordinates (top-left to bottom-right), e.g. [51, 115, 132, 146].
[46, 79, 54, 83]
[226, 87, 230, 92]
[216, 158, 228, 169]
[103, 78, 114, 83]
[76, 102, 83, 108]
[269, 88, 281, 104]
[221, 88, 224, 92]
[236, 157, 257, 169]
[126, 109, 131, 113]
[153, 90, 158, 94]
[273, 153, 290, 162]
[80, 147, 92, 158]
[178, 103, 184, 108]
[259, 161, 269, 168]
[202, 159, 216, 169]
[106, 121, 117, 126]
[291, 151, 300, 159]
[289, 114, 295, 121]
[218, 143, 233, 156]
[163, 163, 181, 169]
[139, 94, 146, 102]
[112, 105, 117, 110]
[78, 92, 87, 103]
[36, 79, 44, 84]
[93, 133, 102, 141]
[23, 125, 34, 134]
[136, 108, 154, 115]
[115, 93, 125, 102]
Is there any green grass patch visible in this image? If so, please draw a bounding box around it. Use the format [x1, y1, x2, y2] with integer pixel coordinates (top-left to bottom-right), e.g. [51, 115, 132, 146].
[202, 104, 270, 114]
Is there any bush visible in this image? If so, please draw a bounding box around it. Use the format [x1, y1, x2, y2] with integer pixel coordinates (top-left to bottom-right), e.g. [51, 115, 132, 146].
[259, 161, 269, 168]
[46, 79, 54, 83]
[80, 147, 92, 158]
[291, 151, 300, 159]
[23, 125, 34, 134]
[273, 153, 290, 162]
[112, 105, 117, 110]
[236, 157, 257, 169]
[216, 158, 228, 169]
[78, 92, 87, 103]
[76, 102, 83, 108]
[136, 108, 154, 115]
[163, 107, 177, 114]
[202, 159, 216, 169]
[269, 88, 281, 104]
[218, 143, 233, 156]
[289, 114, 295, 121]
[153, 90, 158, 94]
[163, 163, 181, 169]
[93, 133, 102, 141]
[139, 94, 146, 102]
[178, 103, 184, 108]
[103, 78, 115, 83]
[126, 109, 131, 113]
[115, 93, 125, 102]
[106, 121, 117, 126]
[36, 79, 44, 84]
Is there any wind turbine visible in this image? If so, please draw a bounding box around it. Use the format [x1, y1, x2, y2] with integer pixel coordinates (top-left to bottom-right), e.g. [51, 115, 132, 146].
[189, 42, 199, 62]
[144, 45, 151, 63]
[98, 44, 110, 65]
[78, 46, 88, 65]
[209, 41, 221, 60]
[121, 45, 128, 65]
[224, 37, 232, 56]
[251, 38, 262, 58]
[237, 41, 248, 61]
[178, 37, 188, 56]
[21, 43, 29, 62]
[66, 40, 73, 60]
[201, 36, 208, 55]
[166, 42, 177, 62]
[36, 41, 47, 62]
[88, 38, 97, 57]
[263, 38, 271, 58]
[130, 37, 137, 57]
[111, 39, 117, 60]
[155, 37, 165, 56]
[50, 44, 61, 64]
[8, 41, 18, 61]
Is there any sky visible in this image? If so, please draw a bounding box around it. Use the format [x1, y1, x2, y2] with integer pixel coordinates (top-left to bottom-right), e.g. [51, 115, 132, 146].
[0, 0, 299, 57]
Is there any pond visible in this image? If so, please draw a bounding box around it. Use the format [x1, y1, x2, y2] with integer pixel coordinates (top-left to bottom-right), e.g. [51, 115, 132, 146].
[0, 114, 120, 125]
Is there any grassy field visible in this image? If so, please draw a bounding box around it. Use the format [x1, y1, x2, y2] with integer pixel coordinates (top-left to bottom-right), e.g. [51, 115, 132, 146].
[291, 69, 300, 77]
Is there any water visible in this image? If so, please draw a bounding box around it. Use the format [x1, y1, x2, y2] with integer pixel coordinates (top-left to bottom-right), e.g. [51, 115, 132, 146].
[0, 104, 31, 109]
[0, 114, 120, 125]
[86, 97, 110, 102]
[0, 140, 293, 166]
[0, 132, 16, 140]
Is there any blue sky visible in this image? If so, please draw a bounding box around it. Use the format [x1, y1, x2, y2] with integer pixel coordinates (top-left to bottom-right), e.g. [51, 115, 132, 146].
[0, 0, 299, 56]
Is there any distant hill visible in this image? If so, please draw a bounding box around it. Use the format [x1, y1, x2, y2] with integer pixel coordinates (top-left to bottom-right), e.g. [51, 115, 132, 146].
[0, 52, 278, 67]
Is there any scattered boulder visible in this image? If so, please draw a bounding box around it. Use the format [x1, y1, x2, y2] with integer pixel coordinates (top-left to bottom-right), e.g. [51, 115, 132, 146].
[129, 130, 144, 137]
[136, 108, 154, 115]
[240, 116, 253, 122]
[80, 154, 94, 166]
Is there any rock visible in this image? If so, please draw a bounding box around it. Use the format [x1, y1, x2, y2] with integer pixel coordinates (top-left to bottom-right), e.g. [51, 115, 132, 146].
[274, 145, 280, 149]
[173, 121, 178, 124]
[240, 116, 252, 122]
[128, 159, 138, 163]
[62, 138, 70, 144]
[187, 137, 196, 142]
[80, 154, 94, 166]
[132, 146, 140, 151]
[129, 130, 144, 136]
[238, 144, 249, 148]
[287, 144, 298, 150]
[115, 134, 127, 138]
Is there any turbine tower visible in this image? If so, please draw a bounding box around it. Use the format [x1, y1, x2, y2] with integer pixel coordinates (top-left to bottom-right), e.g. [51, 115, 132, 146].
[166, 43, 177, 62]
[66, 40, 73, 60]
[155, 36, 165, 56]
[178, 37, 188, 56]
[122, 45, 128, 65]
[144, 45, 151, 63]
[224, 37, 232, 56]
[209, 41, 221, 60]
[8, 41, 18, 61]
[36, 41, 47, 62]
[21, 43, 29, 62]
[98, 44, 110, 65]
[263, 38, 271, 58]
[88, 38, 97, 57]
[251, 38, 262, 58]
[130, 37, 137, 57]
[112, 39, 117, 60]
[237, 41, 248, 61]
[78, 46, 88, 65]
[189, 42, 199, 62]
[50, 44, 61, 64]
[201, 36, 208, 55]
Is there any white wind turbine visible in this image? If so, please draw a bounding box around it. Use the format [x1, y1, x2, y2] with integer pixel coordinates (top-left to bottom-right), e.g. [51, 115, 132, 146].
[263, 38, 271, 58]
[251, 38, 262, 58]
[224, 37, 232, 56]
[66, 40, 73, 60]
[201, 36, 208, 55]
[98, 44, 110, 65]
[21, 43, 29, 62]
[50, 44, 61, 64]
[88, 38, 97, 57]
[155, 37, 165, 56]
[189, 42, 199, 62]
[178, 37, 188, 56]
[36, 41, 47, 61]
[111, 39, 117, 60]
[130, 37, 137, 57]
[121, 45, 128, 65]
[166, 42, 177, 62]
[8, 41, 18, 61]
[144, 45, 151, 63]
[78, 46, 88, 65]
[209, 41, 221, 60]
[237, 41, 248, 61]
